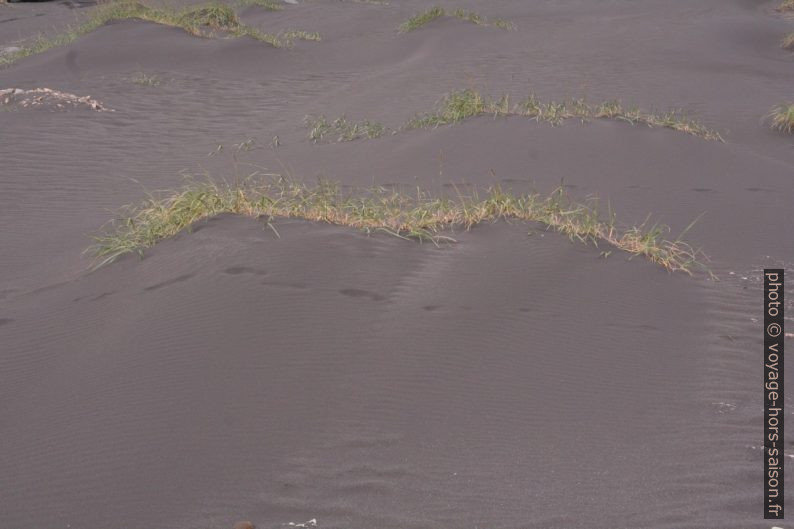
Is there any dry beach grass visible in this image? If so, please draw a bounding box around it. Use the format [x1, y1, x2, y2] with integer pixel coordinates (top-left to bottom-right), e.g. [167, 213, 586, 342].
[768, 103, 794, 133]
[399, 6, 514, 32]
[304, 89, 723, 143]
[90, 177, 711, 275]
[0, 0, 317, 66]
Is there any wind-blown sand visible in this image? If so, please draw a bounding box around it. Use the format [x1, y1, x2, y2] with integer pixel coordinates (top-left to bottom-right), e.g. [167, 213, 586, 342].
[0, 1, 792, 528]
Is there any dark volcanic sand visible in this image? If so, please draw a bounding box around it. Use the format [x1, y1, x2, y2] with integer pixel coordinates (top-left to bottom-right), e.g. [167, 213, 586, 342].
[0, 1, 793, 528]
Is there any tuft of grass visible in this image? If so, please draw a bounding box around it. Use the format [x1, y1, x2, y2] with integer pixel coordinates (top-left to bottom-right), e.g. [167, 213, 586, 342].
[398, 6, 514, 32]
[304, 115, 386, 142]
[175, 3, 240, 33]
[238, 0, 282, 10]
[777, 0, 794, 11]
[129, 71, 163, 86]
[450, 8, 515, 30]
[767, 103, 794, 134]
[231, 25, 284, 46]
[406, 89, 489, 128]
[491, 18, 514, 30]
[782, 32, 794, 49]
[399, 6, 444, 32]
[235, 28, 321, 46]
[89, 177, 710, 276]
[282, 29, 322, 42]
[404, 89, 723, 141]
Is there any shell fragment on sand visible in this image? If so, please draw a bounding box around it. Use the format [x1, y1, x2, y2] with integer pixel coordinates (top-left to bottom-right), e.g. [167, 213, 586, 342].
[0, 88, 112, 111]
[287, 519, 317, 528]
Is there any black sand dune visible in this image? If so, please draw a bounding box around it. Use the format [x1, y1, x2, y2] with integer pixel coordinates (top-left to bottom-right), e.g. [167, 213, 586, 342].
[1, 0, 793, 528]
[0, 217, 761, 529]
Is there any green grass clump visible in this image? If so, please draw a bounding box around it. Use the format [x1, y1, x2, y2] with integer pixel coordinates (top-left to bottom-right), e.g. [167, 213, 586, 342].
[450, 8, 515, 30]
[175, 3, 240, 33]
[399, 6, 444, 32]
[238, 0, 282, 10]
[283, 30, 322, 42]
[404, 89, 723, 141]
[305, 115, 386, 142]
[89, 177, 710, 276]
[231, 25, 284, 46]
[235, 28, 321, 47]
[782, 33, 794, 49]
[129, 71, 163, 86]
[767, 103, 794, 134]
[406, 89, 491, 127]
[399, 6, 514, 32]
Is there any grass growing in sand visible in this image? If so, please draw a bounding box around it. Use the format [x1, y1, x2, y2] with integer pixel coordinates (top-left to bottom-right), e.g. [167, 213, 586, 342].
[308, 90, 722, 142]
[399, 6, 444, 31]
[778, 0, 794, 11]
[0, 0, 318, 67]
[404, 89, 723, 140]
[89, 177, 710, 276]
[85, 2, 294, 45]
[767, 103, 794, 134]
[283, 30, 322, 42]
[782, 33, 794, 50]
[399, 6, 514, 32]
[238, 0, 282, 10]
[129, 71, 163, 86]
[450, 8, 514, 30]
[304, 115, 387, 142]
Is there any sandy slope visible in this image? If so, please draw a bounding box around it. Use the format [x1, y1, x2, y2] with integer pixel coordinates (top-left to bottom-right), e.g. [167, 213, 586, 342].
[0, 1, 792, 528]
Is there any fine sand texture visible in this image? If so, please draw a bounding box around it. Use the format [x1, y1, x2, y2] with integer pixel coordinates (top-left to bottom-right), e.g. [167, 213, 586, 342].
[1, 1, 793, 528]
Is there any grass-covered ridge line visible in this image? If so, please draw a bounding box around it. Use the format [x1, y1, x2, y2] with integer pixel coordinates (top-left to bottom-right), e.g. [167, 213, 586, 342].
[90, 178, 710, 276]
[304, 89, 723, 142]
[399, 6, 514, 32]
[408, 89, 723, 140]
[0, 0, 317, 67]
